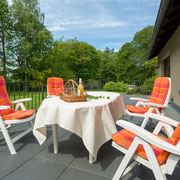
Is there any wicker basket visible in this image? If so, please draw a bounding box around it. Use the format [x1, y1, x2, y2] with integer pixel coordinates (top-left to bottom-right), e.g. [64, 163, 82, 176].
[59, 79, 87, 102]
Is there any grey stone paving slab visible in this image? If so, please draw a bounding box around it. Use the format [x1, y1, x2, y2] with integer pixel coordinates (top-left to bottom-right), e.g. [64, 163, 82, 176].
[58, 167, 110, 180]
[70, 140, 124, 179]
[37, 132, 84, 165]
[0, 151, 33, 179]
[3, 156, 66, 180]
[0, 125, 69, 156]
[165, 103, 180, 120]
[1, 95, 180, 180]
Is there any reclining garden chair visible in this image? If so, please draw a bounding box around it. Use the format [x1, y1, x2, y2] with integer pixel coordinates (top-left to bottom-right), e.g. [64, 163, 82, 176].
[112, 112, 180, 180]
[47, 77, 65, 97]
[126, 77, 171, 121]
[0, 76, 35, 154]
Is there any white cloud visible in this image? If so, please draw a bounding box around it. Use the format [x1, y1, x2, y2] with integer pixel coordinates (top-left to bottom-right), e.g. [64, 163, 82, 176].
[48, 26, 68, 31]
[46, 19, 126, 32]
[96, 21, 126, 28]
[104, 42, 124, 48]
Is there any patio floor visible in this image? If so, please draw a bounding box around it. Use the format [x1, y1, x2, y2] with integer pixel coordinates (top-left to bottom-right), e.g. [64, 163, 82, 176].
[0, 95, 180, 180]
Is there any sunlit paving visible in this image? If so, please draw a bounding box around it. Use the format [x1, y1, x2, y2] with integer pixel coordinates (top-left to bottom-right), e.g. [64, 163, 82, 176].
[0, 0, 180, 179]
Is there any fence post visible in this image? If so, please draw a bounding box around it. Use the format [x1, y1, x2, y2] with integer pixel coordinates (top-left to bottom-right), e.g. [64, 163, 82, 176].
[90, 80, 93, 90]
[42, 81, 44, 101]
[97, 81, 100, 90]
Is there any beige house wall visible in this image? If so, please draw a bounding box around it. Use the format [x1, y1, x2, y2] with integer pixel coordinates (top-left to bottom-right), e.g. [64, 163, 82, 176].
[158, 26, 180, 106]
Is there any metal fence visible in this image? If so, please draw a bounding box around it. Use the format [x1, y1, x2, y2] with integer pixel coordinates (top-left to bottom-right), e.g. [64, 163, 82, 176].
[6, 80, 146, 111]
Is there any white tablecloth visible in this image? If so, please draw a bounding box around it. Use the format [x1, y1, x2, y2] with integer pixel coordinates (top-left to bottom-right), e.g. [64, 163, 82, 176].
[33, 91, 126, 159]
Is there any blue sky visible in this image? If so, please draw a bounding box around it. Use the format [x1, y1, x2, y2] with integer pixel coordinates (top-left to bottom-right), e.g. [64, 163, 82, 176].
[9, 0, 161, 51]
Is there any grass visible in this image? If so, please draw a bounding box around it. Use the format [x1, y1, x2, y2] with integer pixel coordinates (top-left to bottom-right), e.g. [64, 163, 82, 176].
[8, 91, 47, 110]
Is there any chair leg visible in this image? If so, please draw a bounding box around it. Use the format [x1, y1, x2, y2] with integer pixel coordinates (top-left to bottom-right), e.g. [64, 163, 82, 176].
[0, 119, 16, 154]
[142, 141, 167, 180]
[112, 138, 139, 180]
[89, 153, 96, 164]
[129, 116, 133, 122]
[28, 120, 33, 129]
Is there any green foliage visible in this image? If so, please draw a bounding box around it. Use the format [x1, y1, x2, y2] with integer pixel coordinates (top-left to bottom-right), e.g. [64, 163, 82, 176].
[115, 42, 136, 82]
[10, 0, 53, 81]
[97, 49, 117, 81]
[45, 38, 101, 81]
[103, 81, 116, 91]
[103, 81, 128, 92]
[1, 0, 158, 87]
[0, 0, 14, 80]
[143, 75, 158, 94]
[115, 82, 128, 92]
[132, 26, 157, 81]
[114, 26, 157, 82]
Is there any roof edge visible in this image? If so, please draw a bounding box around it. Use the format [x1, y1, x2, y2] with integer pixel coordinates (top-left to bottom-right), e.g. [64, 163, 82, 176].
[147, 0, 170, 60]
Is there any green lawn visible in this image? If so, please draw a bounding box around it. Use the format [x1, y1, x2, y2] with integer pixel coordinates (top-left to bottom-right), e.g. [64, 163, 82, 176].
[8, 91, 47, 110]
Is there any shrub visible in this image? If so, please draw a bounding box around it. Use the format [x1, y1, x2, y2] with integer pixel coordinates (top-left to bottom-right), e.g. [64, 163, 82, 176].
[103, 81, 116, 91]
[103, 81, 128, 92]
[143, 76, 157, 94]
[115, 82, 128, 92]
[127, 88, 134, 94]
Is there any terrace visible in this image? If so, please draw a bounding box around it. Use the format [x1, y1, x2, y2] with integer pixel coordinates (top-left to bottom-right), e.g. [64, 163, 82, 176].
[0, 86, 180, 180]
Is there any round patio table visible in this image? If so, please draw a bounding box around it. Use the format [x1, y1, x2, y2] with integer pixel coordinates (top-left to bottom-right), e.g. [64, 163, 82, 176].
[33, 91, 126, 163]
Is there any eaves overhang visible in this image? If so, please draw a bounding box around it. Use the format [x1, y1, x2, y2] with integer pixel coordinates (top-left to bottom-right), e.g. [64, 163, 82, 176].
[148, 0, 180, 60]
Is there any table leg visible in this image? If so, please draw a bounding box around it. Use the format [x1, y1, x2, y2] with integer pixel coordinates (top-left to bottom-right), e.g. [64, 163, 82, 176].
[52, 124, 58, 153]
[89, 153, 96, 164]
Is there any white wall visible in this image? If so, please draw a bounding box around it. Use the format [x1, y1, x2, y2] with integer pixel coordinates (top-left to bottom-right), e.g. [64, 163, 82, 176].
[158, 26, 180, 106]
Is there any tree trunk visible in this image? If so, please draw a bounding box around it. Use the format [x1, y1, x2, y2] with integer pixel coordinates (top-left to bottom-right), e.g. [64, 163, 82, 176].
[1, 22, 7, 81]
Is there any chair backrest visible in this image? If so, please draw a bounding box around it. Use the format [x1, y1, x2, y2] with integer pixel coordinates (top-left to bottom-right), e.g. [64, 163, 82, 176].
[47, 77, 65, 96]
[164, 122, 180, 174]
[148, 77, 171, 112]
[0, 76, 14, 117]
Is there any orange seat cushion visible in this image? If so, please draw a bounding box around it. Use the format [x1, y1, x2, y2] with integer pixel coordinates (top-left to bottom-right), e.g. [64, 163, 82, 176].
[47, 77, 65, 96]
[2, 110, 35, 120]
[126, 105, 148, 114]
[112, 122, 180, 166]
[112, 129, 170, 165]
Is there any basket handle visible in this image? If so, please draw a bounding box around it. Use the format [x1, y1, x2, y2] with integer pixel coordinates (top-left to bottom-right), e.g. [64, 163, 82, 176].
[64, 79, 87, 95]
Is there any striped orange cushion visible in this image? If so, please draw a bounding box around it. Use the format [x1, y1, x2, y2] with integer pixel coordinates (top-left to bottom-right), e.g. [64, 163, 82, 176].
[148, 77, 170, 112]
[0, 76, 14, 117]
[47, 77, 65, 96]
[2, 110, 35, 120]
[112, 129, 171, 165]
[126, 105, 148, 114]
[126, 77, 170, 114]
[168, 122, 180, 145]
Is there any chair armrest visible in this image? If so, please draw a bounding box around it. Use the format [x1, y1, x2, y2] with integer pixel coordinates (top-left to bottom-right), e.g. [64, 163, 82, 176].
[139, 102, 167, 108]
[11, 98, 32, 104]
[116, 120, 180, 155]
[0, 106, 10, 110]
[145, 113, 178, 127]
[130, 97, 149, 102]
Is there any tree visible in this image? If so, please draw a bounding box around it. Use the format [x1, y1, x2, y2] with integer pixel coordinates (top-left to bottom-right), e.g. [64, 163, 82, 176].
[114, 26, 157, 83]
[97, 49, 117, 81]
[46, 38, 101, 81]
[0, 0, 13, 81]
[115, 42, 136, 82]
[132, 26, 157, 80]
[10, 0, 53, 82]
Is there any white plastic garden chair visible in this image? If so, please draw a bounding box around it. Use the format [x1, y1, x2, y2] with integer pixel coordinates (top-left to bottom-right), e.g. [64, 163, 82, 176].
[126, 77, 171, 122]
[0, 76, 35, 154]
[112, 112, 180, 180]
